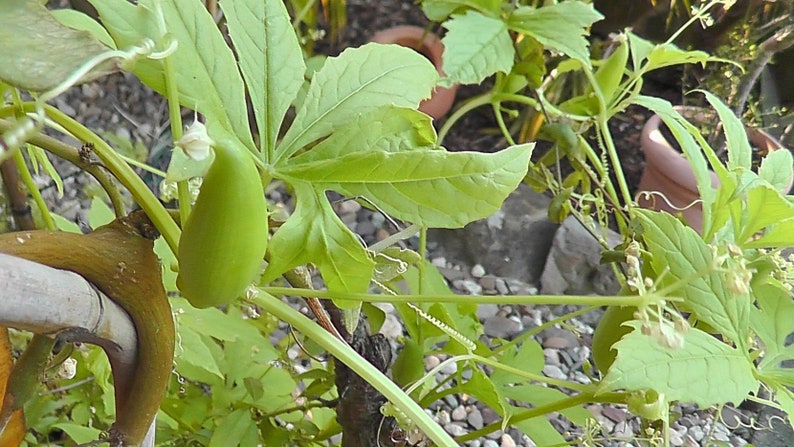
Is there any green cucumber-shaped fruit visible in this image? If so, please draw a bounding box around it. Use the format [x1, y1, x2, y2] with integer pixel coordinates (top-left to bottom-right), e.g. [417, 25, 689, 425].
[177, 146, 268, 308]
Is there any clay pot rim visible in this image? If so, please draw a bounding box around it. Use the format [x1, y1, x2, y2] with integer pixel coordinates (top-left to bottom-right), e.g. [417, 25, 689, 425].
[640, 106, 792, 191]
[369, 25, 458, 120]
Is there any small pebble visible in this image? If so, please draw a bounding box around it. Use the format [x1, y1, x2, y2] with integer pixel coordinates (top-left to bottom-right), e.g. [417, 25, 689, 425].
[483, 441, 499, 447]
[471, 264, 486, 278]
[424, 355, 441, 371]
[370, 212, 386, 227]
[444, 422, 468, 437]
[500, 434, 516, 447]
[443, 395, 459, 408]
[477, 304, 500, 320]
[601, 406, 628, 423]
[481, 407, 500, 426]
[486, 430, 502, 440]
[436, 410, 451, 425]
[712, 422, 731, 441]
[441, 361, 458, 375]
[484, 316, 523, 339]
[494, 278, 510, 295]
[467, 408, 484, 430]
[682, 435, 699, 447]
[542, 336, 572, 349]
[687, 424, 704, 441]
[431, 257, 447, 268]
[451, 405, 467, 421]
[479, 275, 498, 292]
[542, 364, 567, 380]
[543, 348, 560, 366]
[453, 279, 483, 295]
[669, 427, 685, 446]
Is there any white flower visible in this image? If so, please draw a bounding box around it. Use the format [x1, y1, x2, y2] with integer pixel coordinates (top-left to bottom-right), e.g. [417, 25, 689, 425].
[176, 120, 213, 160]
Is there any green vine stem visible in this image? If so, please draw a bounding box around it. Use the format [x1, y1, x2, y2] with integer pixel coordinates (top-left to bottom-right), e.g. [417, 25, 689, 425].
[0, 118, 127, 217]
[261, 287, 656, 308]
[437, 92, 492, 145]
[10, 150, 55, 230]
[8, 103, 181, 252]
[251, 289, 458, 447]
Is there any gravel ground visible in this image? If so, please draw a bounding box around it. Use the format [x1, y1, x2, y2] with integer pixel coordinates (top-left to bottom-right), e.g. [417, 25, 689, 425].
[21, 1, 791, 446]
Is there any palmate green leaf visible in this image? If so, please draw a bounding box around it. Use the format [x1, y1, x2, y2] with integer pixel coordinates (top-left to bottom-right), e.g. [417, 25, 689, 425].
[490, 340, 544, 386]
[278, 143, 533, 228]
[0, 0, 116, 92]
[287, 106, 437, 166]
[172, 297, 263, 344]
[459, 368, 509, 419]
[644, 44, 736, 73]
[222, 0, 305, 156]
[746, 217, 794, 248]
[440, 11, 514, 87]
[700, 90, 752, 171]
[89, 0, 254, 150]
[274, 44, 439, 162]
[508, 2, 603, 65]
[759, 148, 794, 192]
[501, 385, 592, 446]
[739, 184, 794, 245]
[209, 409, 259, 447]
[50, 8, 116, 49]
[176, 325, 224, 379]
[773, 386, 794, 431]
[421, 0, 502, 21]
[53, 423, 103, 445]
[628, 32, 654, 71]
[599, 322, 757, 407]
[635, 210, 752, 349]
[752, 281, 794, 376]
[262, 182, 374, 295]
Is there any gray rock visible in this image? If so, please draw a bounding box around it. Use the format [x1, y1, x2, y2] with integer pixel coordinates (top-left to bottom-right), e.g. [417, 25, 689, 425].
[468, 408, 484, 430]
[429, 184, 559, 284]
[500, 434, 516, 447]
[484, 315, 523, 339]
[444, 422, 468, 437]
[542, 364, 567, 380]
[451, 405, 467, 421]
[540, 215, 622, 295]
[476, 304, 500, 320]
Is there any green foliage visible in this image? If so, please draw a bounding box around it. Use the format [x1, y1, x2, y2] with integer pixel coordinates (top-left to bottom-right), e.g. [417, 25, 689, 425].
[5, 0, 794, 445]
[0, 0, 115, 92]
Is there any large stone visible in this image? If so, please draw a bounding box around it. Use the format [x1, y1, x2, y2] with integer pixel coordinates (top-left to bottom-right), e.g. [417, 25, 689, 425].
[540, 215, 622, 295]
[428, 184, 559, 284]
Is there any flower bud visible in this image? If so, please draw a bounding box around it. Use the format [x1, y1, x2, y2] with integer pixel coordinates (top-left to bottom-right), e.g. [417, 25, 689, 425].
[175, 121, 213, 161]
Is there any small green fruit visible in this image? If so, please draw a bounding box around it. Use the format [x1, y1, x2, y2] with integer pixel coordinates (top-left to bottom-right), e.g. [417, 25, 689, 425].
[177, 145, 268, 308]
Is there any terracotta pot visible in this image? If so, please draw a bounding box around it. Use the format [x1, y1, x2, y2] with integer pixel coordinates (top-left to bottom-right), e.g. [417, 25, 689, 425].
[638, 108, 791, 233]
[370, 26, 458, 120]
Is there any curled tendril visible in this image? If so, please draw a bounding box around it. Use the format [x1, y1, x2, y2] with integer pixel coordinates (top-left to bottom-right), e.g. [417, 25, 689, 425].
[634, 190, 703, 213]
